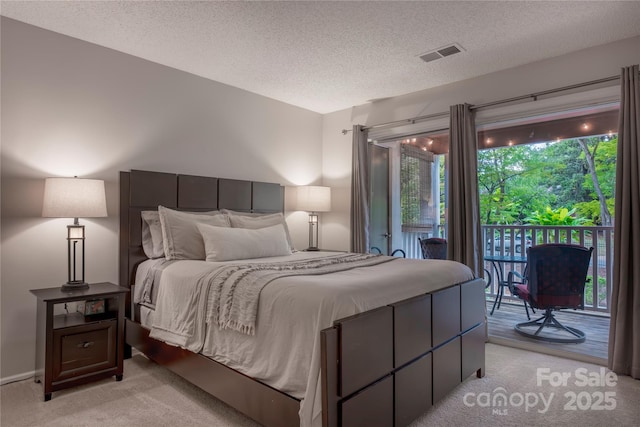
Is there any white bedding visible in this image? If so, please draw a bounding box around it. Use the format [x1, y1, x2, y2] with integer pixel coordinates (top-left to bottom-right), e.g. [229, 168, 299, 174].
[134, 251, 474, 427]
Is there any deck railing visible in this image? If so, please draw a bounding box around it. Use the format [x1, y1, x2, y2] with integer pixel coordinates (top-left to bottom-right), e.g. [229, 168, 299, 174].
[400, 225, 614, 313]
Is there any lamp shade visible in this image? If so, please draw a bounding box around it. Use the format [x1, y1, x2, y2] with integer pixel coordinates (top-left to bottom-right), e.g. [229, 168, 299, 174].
[42, 177, 107, 218]
[296, 186, 331, 212]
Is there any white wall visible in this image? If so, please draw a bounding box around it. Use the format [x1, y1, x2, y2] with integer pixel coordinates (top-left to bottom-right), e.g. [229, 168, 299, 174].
[321, 35, 640, 251]
[320, 109, 353, 251]
[0, 18, 323, 381]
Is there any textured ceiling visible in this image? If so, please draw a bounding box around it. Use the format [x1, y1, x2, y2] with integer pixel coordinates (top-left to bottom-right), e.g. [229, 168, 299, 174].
[2, 1, 639, 114]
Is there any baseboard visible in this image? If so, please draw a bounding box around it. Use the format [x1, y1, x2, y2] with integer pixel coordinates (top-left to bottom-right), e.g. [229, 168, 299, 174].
[488, 336, 608, 367]
[1, 370, 34, 386]
[2, 351, 144, 386]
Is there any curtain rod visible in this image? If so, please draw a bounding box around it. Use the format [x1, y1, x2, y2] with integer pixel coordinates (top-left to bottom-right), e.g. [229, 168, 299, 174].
[340, 111, 449, 135]
[471, 75, 619, 110]
[341, 73, 620, 134]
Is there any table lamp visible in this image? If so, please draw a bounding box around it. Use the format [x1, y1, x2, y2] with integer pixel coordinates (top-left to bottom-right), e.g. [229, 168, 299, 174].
[296, 186, 331, 251]
[42, 177, 107, 291]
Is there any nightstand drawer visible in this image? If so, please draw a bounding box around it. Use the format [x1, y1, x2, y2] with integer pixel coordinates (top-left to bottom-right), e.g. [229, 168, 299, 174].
[52, 320, 116, 381]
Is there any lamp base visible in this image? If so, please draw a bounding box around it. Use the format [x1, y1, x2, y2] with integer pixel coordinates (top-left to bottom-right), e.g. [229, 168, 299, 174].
[61, 281, 89, 292]
[305, 247, 320, 251]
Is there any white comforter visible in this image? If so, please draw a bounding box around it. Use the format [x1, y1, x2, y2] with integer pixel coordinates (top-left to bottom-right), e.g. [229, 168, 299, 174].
[136, 251, 474, 427]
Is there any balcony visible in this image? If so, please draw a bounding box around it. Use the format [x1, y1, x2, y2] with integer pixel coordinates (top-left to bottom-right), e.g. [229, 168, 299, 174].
[401, 224, 612, 363]
[402, 224, 614, 313]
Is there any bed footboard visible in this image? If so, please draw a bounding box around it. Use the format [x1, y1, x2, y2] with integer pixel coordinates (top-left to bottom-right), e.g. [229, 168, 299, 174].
[321, 278, 486, 427]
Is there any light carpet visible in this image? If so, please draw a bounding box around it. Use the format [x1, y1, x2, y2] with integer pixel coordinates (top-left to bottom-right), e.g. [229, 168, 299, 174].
[1, 344, 638, 426]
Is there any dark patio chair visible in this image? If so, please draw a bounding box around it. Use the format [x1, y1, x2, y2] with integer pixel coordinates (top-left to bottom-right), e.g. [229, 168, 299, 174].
[370, 247, 406, 257]
[506, 265, 534, 320]
[418, 237, 447, 260]
[417, 238, 492, 289]
[506, 266, 536, 320]
[509, 243, 593, 343]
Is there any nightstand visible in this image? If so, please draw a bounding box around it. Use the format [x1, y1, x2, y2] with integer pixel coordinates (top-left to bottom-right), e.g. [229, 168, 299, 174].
[30, 282, 128, 401]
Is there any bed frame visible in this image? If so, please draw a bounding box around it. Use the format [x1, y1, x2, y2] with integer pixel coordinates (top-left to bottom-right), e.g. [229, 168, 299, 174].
[120, 169, 486, 427]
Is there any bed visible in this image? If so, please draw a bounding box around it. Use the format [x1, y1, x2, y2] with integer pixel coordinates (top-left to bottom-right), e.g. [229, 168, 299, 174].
[120, 169, 486, 427]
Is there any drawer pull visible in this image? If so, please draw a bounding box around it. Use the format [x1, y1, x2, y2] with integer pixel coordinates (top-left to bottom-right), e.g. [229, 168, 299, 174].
[78, 341, 94, 349]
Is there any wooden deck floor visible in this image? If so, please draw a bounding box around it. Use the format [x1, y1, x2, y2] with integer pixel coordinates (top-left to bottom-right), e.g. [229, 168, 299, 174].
[486, 296, 610, 366]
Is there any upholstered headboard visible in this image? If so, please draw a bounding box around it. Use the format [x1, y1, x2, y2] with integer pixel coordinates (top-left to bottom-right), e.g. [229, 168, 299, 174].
[119, 169, 284, 299]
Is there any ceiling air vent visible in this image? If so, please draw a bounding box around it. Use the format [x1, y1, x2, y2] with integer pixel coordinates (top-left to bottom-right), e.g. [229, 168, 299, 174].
[419, 43, 465, 63]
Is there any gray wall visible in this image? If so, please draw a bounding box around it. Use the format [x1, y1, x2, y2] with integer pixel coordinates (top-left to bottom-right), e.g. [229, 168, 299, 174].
[0, 18, 323, 381]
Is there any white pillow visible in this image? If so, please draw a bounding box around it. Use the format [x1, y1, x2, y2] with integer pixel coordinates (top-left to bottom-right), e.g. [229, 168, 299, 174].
[223, 210, 295, 252]
[197, 223, 292, 262]
[141, 211, 164, 259]
[158, 206, 230, 260]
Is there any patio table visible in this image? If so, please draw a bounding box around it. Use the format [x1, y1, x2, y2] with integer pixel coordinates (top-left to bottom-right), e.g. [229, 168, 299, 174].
[486, 254, 527, 315]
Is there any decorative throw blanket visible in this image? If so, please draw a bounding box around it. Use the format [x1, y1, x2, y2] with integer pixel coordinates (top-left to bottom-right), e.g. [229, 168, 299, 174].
[209, 253, 395, 335]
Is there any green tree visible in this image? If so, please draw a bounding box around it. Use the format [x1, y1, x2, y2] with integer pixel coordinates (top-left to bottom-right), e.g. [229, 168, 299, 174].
[577, 136, 617, 225]
[477, 135, 617, 226]
[577, 136, 613, 225]
[478, 145, 534, 224]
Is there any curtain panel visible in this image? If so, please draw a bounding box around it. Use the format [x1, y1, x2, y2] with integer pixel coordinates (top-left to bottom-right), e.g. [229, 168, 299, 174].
[609, 65, 640, 379]
[448, 104, 483, 276]
[350, 125, 370, 253]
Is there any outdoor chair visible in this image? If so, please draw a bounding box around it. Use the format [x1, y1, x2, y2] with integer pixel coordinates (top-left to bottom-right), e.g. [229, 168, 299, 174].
[370, 247, 406, 257]
[418, 237, 447, 260]
[506, 265, 534, 320]
[508, 243, 593, 343]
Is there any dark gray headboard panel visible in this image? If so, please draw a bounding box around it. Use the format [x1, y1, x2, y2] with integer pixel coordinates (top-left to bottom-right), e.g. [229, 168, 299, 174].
[253, 181, 284, 212]
[178, 175, 218, 210]
[119, 170, 285, 300]
[130, 169, 177, 208]
[218, 179, 252, 211]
